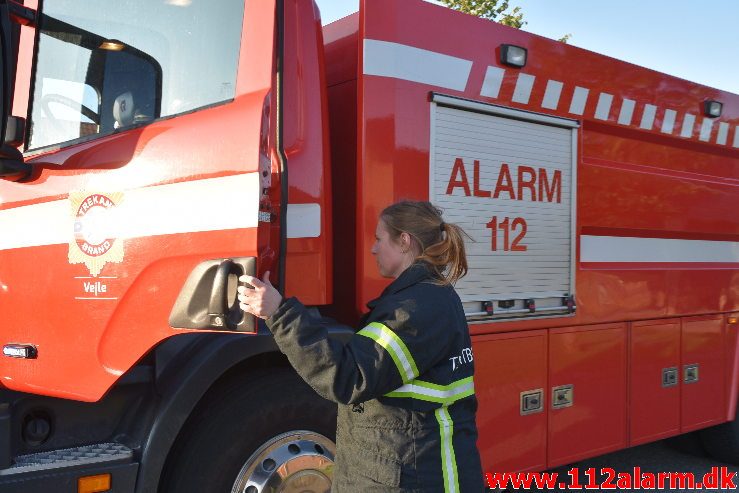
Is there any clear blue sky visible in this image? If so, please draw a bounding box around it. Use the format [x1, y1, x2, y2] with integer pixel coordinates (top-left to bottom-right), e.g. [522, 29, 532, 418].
[315, 0, 739, 94]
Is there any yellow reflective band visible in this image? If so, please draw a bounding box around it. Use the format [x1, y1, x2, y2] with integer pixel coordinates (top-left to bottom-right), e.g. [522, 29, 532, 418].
[385, 376, 474, 404]
[357, 322, 419, 383]
[435, 407, 460, 493]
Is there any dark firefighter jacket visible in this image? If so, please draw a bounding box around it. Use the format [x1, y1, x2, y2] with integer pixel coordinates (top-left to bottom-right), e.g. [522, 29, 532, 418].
[266, 262, 485, 492]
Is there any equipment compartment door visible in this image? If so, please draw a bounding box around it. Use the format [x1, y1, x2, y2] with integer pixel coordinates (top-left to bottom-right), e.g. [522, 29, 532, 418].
[430, 95, 578, 322]
[548, 323, 627, 468]
[681, 315, 725, 432]
[474, 330, 547, 473]
[630, 319, 681, 445]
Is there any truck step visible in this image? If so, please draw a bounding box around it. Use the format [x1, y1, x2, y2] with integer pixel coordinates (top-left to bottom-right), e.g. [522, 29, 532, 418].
[0, 442, 133, 476]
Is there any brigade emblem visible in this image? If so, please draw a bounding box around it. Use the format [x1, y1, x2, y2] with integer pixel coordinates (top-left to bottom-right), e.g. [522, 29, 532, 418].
[68, 191, 125, 277]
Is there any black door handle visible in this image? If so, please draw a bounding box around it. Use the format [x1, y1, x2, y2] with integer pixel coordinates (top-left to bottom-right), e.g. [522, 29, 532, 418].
[169, 257, 257, 332]
[208, 259, 244, 330]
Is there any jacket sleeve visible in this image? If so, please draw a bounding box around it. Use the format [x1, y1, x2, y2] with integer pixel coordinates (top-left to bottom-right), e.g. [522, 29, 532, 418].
[266, 293, 456, 405]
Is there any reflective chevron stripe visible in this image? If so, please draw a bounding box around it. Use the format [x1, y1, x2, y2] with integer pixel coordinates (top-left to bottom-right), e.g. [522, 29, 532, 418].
[436, 407, 460, 493]
[385, 376, 474, 404]
[357, 322, 419, 383]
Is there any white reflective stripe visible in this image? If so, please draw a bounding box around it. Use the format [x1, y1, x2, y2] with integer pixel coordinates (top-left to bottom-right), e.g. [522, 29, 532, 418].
[0, 173, 260, 251]
[363, 39, 472, 91]
[357, 323, 418, 383]
[661, 109, 677, 134]
[594, 93, 613, 120]
[0, 199, 70, 251]
[511, 73, 535, 104]
[481, 66, 505, 99]
[387, 377, 474, 404]
[617, 99, 635, 125]
[286, 203, 321, 238]
[541, 80, 563, 110]
[717, 122, 729, 145]
[581, 235, 739, 263]
[681, 114, 696, 138]
[699, 118, 713, 142]
[640, 104, 657, 129]
[568, 86, 589, 115]
[435, 407, 459, 493]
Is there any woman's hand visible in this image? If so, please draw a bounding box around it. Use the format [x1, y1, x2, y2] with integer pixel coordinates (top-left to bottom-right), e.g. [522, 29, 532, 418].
[238, 271, 283, 320]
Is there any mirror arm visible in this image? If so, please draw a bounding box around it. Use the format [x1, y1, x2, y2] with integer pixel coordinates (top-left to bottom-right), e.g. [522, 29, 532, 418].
[0, 0, 13, 145]
[0, 1, 32, 181]
[8, 1, 34, 26]
[0, 143, 31, 180]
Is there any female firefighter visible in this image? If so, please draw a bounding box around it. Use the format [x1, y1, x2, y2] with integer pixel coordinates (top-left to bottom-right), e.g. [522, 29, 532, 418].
[238, 200, 485, 492]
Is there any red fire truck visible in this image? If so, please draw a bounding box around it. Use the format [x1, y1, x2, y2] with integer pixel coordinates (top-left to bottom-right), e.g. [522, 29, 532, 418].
[0, 0, 737, 491]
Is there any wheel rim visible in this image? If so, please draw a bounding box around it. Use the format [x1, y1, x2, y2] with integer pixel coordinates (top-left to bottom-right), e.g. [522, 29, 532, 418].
[231, 430, 336, 493]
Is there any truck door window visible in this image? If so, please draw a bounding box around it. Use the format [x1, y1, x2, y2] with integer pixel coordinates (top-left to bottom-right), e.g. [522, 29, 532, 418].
[28, 0, 244, 151]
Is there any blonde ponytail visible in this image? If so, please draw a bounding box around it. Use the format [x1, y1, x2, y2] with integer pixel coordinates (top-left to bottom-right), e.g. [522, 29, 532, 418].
[380, 201, 470, 285]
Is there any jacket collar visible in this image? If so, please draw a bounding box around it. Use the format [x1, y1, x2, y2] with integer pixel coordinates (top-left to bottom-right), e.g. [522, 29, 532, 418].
[366, 262, 438, 310]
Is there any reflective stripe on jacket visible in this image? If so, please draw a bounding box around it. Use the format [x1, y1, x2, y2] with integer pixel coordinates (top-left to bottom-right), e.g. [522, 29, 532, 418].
[266, 262, 484, 492]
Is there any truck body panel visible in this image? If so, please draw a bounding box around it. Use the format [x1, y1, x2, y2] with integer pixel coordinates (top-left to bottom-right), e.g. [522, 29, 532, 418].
[0, 0, 737, 485]
[351, 0, 738, 324]
[322, 0, 739, 472]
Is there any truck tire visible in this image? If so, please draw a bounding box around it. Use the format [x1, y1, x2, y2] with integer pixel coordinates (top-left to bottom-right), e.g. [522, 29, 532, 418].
[700, 416, 739, 465]
[159, 367, 337, 493]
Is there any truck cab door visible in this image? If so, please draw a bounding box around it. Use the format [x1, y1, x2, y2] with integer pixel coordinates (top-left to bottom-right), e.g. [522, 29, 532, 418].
[0, 0, 282, 402]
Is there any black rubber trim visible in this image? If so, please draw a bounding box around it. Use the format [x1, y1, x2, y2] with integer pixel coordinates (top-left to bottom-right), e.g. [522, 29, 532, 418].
[276, 0, 288, 296]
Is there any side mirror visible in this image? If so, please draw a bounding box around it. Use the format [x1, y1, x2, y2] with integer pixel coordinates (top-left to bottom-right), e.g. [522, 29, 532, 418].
[0, 0, 31, 180]
[0, 0, 13, 146]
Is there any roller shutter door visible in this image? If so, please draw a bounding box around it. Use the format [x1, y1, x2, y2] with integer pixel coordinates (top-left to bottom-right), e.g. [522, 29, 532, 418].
[430, 95, 578, 320]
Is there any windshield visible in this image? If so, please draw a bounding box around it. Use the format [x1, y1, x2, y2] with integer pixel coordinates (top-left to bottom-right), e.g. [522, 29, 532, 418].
[28, 0, 244, 150]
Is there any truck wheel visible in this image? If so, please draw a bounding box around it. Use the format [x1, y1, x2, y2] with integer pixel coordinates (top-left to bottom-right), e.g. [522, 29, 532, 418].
[700, 416, 739, 464]
[159, 367, 337, 493]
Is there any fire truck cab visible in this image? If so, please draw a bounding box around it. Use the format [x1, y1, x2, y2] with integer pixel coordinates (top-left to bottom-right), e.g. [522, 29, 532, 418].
[0, 0, 738, 491]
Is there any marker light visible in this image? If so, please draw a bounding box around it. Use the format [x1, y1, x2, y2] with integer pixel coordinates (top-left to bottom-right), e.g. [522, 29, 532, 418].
[3, 344, 37, 359]
[729, 317, 738, 325]
[78, 474, 111, 493]
[99, 40, 125, 51]
[500, 44, 527, 68]
[704, 100, 723, 118]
